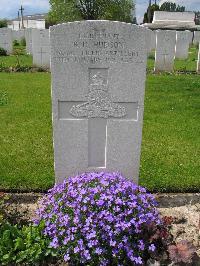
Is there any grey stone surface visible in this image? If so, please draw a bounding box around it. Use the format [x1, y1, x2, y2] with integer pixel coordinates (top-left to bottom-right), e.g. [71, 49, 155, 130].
[12, 29, 25, 42]
[175, 31, 193, 59]
[144, 11, 197, 31]
[150, 30, 156, 51]
[0, 28, 12, 54]
[194, 31, 200, 45]
[25, 28, 33, 54]
[145, 29, 156, 54]
[154, 30, 176, 72]
[50, 21, 148, 183]
[32, 29, 50, 67]
[153, 11, 195, 27]
[159, 204, 200, 255]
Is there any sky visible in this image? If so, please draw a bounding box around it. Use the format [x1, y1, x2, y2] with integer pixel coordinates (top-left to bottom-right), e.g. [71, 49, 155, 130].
[0, 0, 199, 22]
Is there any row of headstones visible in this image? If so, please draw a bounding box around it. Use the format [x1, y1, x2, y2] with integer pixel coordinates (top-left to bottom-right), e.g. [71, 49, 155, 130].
[146, 29, 200, 72]
[0, 27, 50, 67]
[0, 21, 199, 182]
[0, 27, 200, 72]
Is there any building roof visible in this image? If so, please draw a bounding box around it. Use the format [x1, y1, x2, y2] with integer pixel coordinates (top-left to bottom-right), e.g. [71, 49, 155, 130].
[9, 13, 46, 22]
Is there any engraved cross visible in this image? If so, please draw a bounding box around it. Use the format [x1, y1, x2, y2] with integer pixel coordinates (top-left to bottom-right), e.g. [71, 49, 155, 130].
[58, 68, 139, 168]
[38, 47, 48, 65]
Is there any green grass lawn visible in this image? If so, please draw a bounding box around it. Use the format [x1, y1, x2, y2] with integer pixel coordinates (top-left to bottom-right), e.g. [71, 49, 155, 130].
[0, 72, 199, 192]
[0, 54, 33, 68]
[140, 74, 200, 192]
[0, 45, 33, 68]
[0, 73, 54, 190]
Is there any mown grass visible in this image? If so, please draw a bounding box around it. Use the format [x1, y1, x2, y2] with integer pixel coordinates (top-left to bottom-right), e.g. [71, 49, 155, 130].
[0, 72, 199, 192]
[0, 45, 32, 68]
[0, 73, 54, 190]
[140, 74, 200, 192]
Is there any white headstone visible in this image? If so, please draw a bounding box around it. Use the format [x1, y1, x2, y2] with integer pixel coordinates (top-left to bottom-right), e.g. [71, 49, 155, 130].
[32, 29, 50, 67]
[150, 30, 156, 51]
[25, 28, 33, 54]
[153, 11, 195, 28]
[197, 43, 200, 74]
[50, 21, 148, 183]
[0, 28, 12, 54]
[155, 30, 176, 72]
[12, 29, 25, 42]
[194, 31, 200, 45]
[175, 31, 193, 59]
[145, 29, 156, 54]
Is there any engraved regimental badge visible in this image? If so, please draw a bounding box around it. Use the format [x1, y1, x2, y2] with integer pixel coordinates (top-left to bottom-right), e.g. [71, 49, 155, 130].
[70, 69, 126, 119]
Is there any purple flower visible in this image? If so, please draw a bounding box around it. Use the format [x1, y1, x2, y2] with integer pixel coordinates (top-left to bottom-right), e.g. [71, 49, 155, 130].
[64, 253, 70, 261]
[110, 240, 117, 247]
[50, 237, 59, 248]
[138, 240, 145, 251]
[133, 256, 143, 264]
[35, 172, 160, 265]
[74, 246, 80, 253]
[95, 247, 103, 255]
[97, 199, 104, 206]
[149, 243, 156, 252]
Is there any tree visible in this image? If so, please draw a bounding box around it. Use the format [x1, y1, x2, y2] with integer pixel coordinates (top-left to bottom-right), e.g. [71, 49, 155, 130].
[48, 0, 134, 24]
[143, 1, 186, 23]
[0, 19, 7, 28]
[195, 11, 200, 25]
[160, 2, 185, 12]
[143, 4, 159, 23]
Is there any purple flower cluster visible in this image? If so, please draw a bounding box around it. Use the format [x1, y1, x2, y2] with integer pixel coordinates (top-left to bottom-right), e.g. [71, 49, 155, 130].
[35, 172, 161, 265]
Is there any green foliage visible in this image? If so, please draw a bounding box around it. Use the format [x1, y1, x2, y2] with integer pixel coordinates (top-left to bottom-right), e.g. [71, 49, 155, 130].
[0, 192, 58, 265]
[195, 12, 200, 25]
[143, 2, 186, 23]
[0, 221, 57, 265]
[13, 40, 20, 47]
[160, 1, 185, 12]
[143, 4, 159, 23]
[48, 0, 134, 23]
[0, 47, 7, 56]
[0, 52, 32, 69]
[45, 15, 57, 28]
[20, 37, 26, 46]
[0, 19, 7, 28]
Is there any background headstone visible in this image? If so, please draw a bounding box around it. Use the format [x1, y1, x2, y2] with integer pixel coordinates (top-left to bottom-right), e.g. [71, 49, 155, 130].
[50, 21, 147, 183]
[150, 30, 156, 51]
[0, 28, 12, 54]
[25, 28, 33, 55]
[152, 11, 195, 28]
[197, 43, 200, 74]
[145, 29, 156, 54]
[193, 31, 200, 45]
[154, 30, 176, 72]
[175, 31, 193, 60]
[12, 29, 25, 42]
[32, 29, 50, 67]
